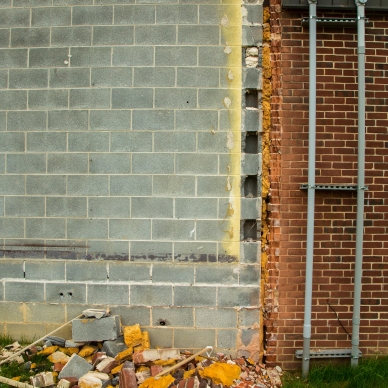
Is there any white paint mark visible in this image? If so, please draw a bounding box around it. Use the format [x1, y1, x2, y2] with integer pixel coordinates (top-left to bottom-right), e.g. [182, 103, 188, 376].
[189, 227, 196, 237]
[227, 131, 234, 150]
[225, 176, 232, 191]
[227, 70, 234, 81]
[224, 43, 232, 55]
[64, 60, 69, 64]
[221, 14, 229, 27]
[223, 97, 231, 109]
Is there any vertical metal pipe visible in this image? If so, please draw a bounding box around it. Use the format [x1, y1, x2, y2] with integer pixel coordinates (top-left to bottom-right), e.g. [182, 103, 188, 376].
[302, 0, 317, 379]
[351, 0, 367, 367]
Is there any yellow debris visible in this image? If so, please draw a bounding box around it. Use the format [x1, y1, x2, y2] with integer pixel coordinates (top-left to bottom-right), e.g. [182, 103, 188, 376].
[111, 364, 124, 375]
[30, 363, 37, 369]
[78, 345, 98, 358]
[58, 347, 79, 355]
[153, 359, 177, 366]
[52, 372, 58, 383]
[123, 324, 143, 348]
[139, 375, 174, 388]
[142, 331, 150, 349]
[84, 355, 94, 363]
[183, 370, 195, 379]
[11, 377, 21, 381]
[115, 347, 133, 363]
[199, 363, 241, 386]
[48, 351, 70, 364]
[37, 346, 58, 355]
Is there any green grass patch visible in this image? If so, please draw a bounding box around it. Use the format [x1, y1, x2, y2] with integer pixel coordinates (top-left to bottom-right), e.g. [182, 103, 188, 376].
[283, 356, 388, 388]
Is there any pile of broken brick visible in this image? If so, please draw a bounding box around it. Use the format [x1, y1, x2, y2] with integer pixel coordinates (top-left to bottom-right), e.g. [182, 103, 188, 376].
[0, 309, 282, 388]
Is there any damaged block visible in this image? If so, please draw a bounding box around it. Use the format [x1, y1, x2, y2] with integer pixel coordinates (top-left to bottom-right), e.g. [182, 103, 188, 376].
[72, 315, 121, 342]
[59, 354, 93, 380]
[102, 336, 127, 358]
[95, 357, 118, 374]
[133, 348, 180, 364]
[30, 372, 55, 387]
[82, 309, 110, 319]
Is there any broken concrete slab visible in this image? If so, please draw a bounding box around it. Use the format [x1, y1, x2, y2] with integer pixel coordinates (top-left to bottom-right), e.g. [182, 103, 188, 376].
[133, 349, 180, 364]
[30, 372, 55, 387]
[82, 309, 110, 320]
[95, 357, 118, 374]
[72, 316, 121, 342]
[101, 336, 126, 358]
[58, 354, 93, 380]
[45, 336, 66, 347]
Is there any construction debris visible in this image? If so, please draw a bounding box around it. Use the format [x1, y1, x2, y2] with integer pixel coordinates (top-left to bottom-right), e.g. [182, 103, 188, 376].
[0, 309, 283, 388]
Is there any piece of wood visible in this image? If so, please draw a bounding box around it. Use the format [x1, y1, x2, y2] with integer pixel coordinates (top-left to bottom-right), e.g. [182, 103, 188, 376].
[0, 314, 83, 366]
[0, 376, 34, 388]
[154, 346, 213, 379]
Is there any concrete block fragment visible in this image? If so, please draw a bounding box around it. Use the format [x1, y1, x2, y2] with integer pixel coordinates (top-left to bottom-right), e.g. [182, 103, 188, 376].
[30, 372, 55, 387]
[58, 354, 92, 379]
[82, 309, 109, 319]
[58, 379, 71, 388]
[72, 316, 121, 342]
[102, 336, 126, 358]
[96, 357, 117, 374]
[133, 348, 180, 364]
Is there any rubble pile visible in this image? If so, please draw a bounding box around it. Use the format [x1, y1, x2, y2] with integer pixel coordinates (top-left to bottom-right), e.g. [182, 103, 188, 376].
[0, 309, 282, 388]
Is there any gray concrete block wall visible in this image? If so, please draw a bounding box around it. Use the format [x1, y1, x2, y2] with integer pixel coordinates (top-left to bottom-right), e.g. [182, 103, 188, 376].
[0, 0, 263, 358]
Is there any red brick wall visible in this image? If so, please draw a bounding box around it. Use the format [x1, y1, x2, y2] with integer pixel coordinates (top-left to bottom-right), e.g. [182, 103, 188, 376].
[268, 2, 388, 369]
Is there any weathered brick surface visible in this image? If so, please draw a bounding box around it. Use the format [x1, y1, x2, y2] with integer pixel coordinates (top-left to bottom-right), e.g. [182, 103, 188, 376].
[267, 1, 388, 368]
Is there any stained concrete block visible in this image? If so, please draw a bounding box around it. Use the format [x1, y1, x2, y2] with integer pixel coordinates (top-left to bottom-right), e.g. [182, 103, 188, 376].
[72, 315, 121, 342]
[58, 354, 93, 379]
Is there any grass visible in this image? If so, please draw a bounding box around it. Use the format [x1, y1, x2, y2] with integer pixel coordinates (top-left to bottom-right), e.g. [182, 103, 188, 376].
[282, 356, 388, 388]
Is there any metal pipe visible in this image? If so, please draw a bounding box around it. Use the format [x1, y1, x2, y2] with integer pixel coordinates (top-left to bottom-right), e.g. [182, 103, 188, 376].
[351, 0, 367, 367]
[302, 0, 317, 379]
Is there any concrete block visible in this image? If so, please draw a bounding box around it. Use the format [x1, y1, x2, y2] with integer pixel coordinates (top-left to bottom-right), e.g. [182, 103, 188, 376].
[177, 67, 219, 88]
[146, 328, 173, 349]
[156, 5, 197, 23]
[154, 132, 195, 152]
[0, 132, 24, 152]
[130, 241, 172, 262]
[55, 0, 93, 5]
[71, 47, 111, 67]
[0, 49, 27, 68]
[51, 26, 92, 46]
[11, 28, 50, 47]
[135, 25, 175, 45]
[47, 154, 88, 173]
[109, 306, 150, 327]
[48, 110, 88, 131]
[217, 329, 238, 349]
[174, 329, 215, 349]
[5, 197, 44, 217]
[153, 175, 195, 197]
[198, 88, 229, 109]
[58, 354, 93, 379]
[109, 219, 150, 240]
[196, 265, 238, 285]
[240, 242, 259, 264]
[242, 4, 263, 25]
[27, 132, 66, 152]
[110, 175, 151, 196]
[111, 132, 152, 152]
[155, 46, 197, 66]
[66, 262, 107, 282]
[115, 5, 155, 24]
[0, 261, 24, 279]
[130, 285, 172, 306]
[152, 265, 194, 284]
[175, 198, 217, 220]
[0, 111, 5, 130]
[152, 307, 193, 327]
[132, 110, 174, 131]
[5, 281, 44, 303]
[102, 336, 127, 357]
[176, 110, 218, 131]
[0, 218, 24, 238]
[26, 218, 66, 239]
[153, 220, 195, 241]
[197, 132, 229, 153]
[197, 176, 229, 197]
[0, 302, 24, 321]
[46, 283, 86, 304]
[0, 156, 3, 173]
[132, 153, 174, 174]
[242, 153, 262, 176]
[242, 25, 263, 46]
[174, 286, 216, 307]
[29, 48, 68, 68]
[7, 154, 46, 173]
[72, 315, 121, 342]
[239, 265, 261, 285]
[109, 263, 150, 282]
[70, 89, 110, 109]
[28, 90, 68, 109]
[132, 197, 173, 219]
[0, 90, 26, 110]
[199, 5, 240, 25]
[238, 308, 261, 328]
[87, 284, 129, 305]
[198, 46, 237, 67]
[112, 88, 153, 109]
[242, 67, 262, 90]
[196, 220, 228, 241]
[178, 26, 219, 45]
[90, 110, 131, 130]
[89, 153, 131, 174]
[242, 109, 261, 132]
[31, 7, 71, 26]
[0, 31, 9, 48]
[240, 197, 261, 219]
[67, 219, 108, 239]
[72, 6, 113, 25]
[89, 197, 130, 218]
[218, 287, 260, 307]
[0, 9, 30, 27]
[9, 69, 48, 89]
[49, 68, 90, 88]
[46, 197, 87, 217]
[133, 67, 175, 87]
[91, 67, 132, 87]
[5, 323, 46, 342]
[174, 242, 217, 263]
[176, 154, 218, 174]
[24, 303, 66, 324]
[112, 46, 153, 66]
[68, 132, 109, 152]
[26, 175, 66, 195]
[155, 88, 197, 109]
[0, 197, 3, 216]
[87, 240, 129, 261]
[93, 26, 134, 45]
[195, 308, 237, 329]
